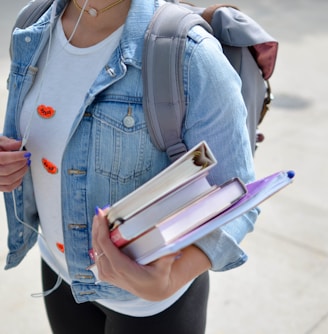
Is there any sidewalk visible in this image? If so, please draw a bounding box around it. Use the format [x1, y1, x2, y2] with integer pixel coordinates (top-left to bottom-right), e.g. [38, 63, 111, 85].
[1, 1, 328, 333]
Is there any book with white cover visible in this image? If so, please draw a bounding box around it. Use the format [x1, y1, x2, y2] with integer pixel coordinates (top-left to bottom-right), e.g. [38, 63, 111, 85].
[110, 176, 213, 247]
[107, 141, 216, 229]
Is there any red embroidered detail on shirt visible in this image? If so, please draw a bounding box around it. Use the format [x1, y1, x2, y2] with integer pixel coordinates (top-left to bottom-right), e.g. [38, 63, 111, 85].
[37, 104, 56, 119]
[42, 158, 58, 174]
[56, 242, 65, 253]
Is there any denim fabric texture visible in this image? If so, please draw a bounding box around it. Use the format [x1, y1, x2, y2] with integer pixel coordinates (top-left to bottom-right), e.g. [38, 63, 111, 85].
[3, 0, 258, 303]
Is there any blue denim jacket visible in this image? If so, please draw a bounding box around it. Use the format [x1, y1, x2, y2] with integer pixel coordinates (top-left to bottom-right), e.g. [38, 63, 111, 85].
[3, 0, 258, 303]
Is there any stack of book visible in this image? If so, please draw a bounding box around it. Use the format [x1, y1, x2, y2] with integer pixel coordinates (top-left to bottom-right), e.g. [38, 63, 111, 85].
[101, 141, 295, 265]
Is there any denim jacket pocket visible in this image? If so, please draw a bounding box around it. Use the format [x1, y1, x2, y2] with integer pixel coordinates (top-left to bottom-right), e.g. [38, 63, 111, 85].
[93, 99, 154, 183]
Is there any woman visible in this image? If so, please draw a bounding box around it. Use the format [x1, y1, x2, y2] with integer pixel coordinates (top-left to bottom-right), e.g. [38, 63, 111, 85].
[1, 0, 258, 333]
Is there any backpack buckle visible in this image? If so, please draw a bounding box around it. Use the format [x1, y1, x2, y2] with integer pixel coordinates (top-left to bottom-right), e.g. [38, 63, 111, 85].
[166, 142, 188, 162]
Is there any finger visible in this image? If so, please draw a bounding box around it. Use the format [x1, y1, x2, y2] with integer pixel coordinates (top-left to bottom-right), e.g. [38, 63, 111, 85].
[95, 208, 129, 261]
[0, 137, 22, 151]
[92, 208, 117, 258]
[0, 164, 29, 192]
[0, 178, 24, 192]
[92, 208, 116, 280]
[93, 208, 139, 276]
[0, 151, 30, 167]
[0, 158, 30, 175]
[102, 204, 110, 215]
[91, 208, 103, 255]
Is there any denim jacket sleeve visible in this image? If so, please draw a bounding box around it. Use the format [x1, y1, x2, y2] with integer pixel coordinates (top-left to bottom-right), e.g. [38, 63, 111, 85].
[182, 26, 259, 271]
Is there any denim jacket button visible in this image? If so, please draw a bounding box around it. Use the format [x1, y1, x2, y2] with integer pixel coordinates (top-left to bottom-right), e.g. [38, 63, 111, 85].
[25, 36, 32, 43]
[106, 66, 116, 77]
[123, 115, 135, 128]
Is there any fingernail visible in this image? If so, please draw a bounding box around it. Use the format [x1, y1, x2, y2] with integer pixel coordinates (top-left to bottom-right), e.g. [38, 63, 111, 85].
[89, 249, 95, 261]
[24, 152, 31, 158]
[102, 204, 110, 210]
[95, 206, 100, 215]
[27, 159, 31, 167]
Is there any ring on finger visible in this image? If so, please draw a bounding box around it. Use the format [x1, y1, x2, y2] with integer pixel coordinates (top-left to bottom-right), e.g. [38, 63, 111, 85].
[94, 251, 105, 261]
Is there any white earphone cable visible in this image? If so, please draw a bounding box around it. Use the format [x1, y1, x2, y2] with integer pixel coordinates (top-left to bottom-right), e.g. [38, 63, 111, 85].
[20, 0, 87, 150]
[15, 0, 90, 298]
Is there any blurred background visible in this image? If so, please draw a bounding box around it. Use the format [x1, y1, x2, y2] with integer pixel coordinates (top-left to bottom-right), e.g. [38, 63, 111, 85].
[1, 1, 327, 333]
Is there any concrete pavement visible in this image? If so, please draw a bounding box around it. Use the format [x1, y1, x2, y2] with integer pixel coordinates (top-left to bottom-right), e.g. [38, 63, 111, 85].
[1, 1, 327, 333]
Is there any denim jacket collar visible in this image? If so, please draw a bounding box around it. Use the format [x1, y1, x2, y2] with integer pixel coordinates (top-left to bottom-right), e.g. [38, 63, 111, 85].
[11, 0, 159, 71]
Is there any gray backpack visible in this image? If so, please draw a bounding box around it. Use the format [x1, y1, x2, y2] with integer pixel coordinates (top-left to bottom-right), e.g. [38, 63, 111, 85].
[11, 0, 278, 161]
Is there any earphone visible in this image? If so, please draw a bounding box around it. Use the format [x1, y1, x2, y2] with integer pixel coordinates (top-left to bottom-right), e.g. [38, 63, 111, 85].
[14, 0, 91, 298]
[21, 0, 88, 151]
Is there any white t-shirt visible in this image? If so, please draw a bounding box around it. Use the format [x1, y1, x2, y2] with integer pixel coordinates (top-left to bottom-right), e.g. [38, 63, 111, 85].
[20, 17, 190, 316]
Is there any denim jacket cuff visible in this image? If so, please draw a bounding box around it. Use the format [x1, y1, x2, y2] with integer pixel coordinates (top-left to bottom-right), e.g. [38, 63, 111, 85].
[194, 228, 248, 272]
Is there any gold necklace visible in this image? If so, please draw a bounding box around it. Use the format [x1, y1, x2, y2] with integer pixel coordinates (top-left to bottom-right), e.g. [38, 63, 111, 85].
[72, 0, 126, 17]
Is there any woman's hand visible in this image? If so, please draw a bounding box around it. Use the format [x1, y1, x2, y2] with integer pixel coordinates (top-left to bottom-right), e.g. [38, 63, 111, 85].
[91, 207, 211, 301]
[0, 137, 31, 192]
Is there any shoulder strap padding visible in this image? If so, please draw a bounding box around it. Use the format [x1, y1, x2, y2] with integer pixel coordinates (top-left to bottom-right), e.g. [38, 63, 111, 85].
[142, 3, 211, 161]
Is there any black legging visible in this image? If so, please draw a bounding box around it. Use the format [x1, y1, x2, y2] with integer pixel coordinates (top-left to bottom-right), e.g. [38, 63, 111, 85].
[42, 260, 209, 334]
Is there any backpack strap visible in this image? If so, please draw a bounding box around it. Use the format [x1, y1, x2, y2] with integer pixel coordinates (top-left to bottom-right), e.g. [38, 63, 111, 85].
[142, 3, 211, 162]
[145, 2, 278, 156]
[10, 0, 54, 58]
[14, 0, 54, 29]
